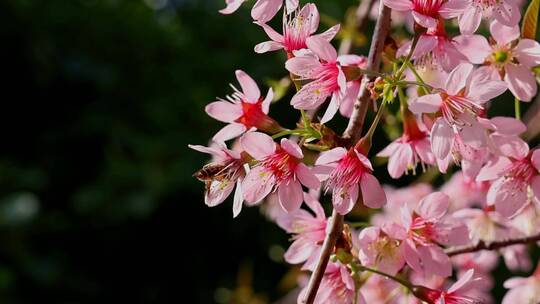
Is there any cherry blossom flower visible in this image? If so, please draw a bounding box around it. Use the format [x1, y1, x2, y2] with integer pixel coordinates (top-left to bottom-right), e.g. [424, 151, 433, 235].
[378, 107, 435, 179]
[408, 63, 507, 165]
[476, 144, 540, 218]
[240, 132, 320, 212]
[285, 36, 347, 123]
[398, 192, 469, 278]
[358, 225, 406, 275]
[254, 3, 340, 56]
[299, 263, 366, 304]
[397, 20, 467, 72]
[315, 147, 386, 215]
[458, 0, 521, 34]
[455, 21, 540, 101]
[220, 0, 299, 23]
[413, 269, 484, 304]
[206, 70, 279, 142]
[502, 263, 540, 304]
[337, 55, 368, 118]
[381, 0, 466, 29]
[277, 191, 327, 270]
[189, 142, 246, 217]
[441, 171, 489, 210]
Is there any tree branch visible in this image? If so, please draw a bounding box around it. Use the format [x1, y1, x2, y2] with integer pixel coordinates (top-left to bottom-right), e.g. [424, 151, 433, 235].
[445, 232, 540, 256]
[300, 3, 392, 304]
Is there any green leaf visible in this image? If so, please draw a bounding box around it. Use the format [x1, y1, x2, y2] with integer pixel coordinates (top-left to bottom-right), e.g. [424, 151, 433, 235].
[522, 0, 540, 39]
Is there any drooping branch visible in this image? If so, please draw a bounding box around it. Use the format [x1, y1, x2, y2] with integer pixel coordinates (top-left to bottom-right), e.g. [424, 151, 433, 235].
[445, 232, 540, 256]
[300, 3, 392, 304]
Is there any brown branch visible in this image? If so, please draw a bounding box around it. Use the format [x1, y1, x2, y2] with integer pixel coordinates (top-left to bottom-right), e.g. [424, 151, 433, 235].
[445, 232, 540, 256]
[523, 93, 540, 141]
[300, 3, 392, 304]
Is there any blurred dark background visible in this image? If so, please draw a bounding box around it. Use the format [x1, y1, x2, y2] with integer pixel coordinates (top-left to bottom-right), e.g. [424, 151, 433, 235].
[0, 0, 537, 303]
[0, 0, 360, 303]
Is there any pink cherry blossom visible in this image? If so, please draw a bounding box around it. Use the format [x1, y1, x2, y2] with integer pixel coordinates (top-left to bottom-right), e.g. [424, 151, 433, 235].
[458, 0, 521, 34]
[398, 192, 469, 277]
[477, 146, 540, 218]
[455, 21, 540, 101]
[254, 3, 340, 56]
[381, 0, 466, 29]
[358, 225, 406, 275]
[240, 132, 320, 212]
[277, 191, 327, 270]
[189, 142, 246, 217]
[441, 171, 489, 210]
[413, 269, 484, 304]
[315, 147, 386, 215]
[397, 20, 467, 72]
[502, 263, 540, 304]
[206, 70, 278, 142]
[221, 0, 299, 23]
[378, 108, 435, 178]
[298, 262, 366, 304]
[408, 63, 507, 164]
[337, 55, 368, 118]
[285, 36, 347, 123]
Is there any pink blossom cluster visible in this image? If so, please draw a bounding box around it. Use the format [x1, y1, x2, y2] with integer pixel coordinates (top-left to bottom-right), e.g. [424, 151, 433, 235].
[190, 0, 540, 303]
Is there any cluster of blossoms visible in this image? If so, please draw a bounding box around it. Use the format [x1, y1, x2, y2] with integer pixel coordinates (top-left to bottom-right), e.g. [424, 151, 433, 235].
[191, 0, 540, 303]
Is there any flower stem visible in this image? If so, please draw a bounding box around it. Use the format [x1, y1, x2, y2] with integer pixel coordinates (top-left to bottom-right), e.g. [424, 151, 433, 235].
[355, 264, 412, 290]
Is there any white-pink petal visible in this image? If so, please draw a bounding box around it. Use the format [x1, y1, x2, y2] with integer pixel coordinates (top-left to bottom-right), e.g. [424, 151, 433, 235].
[205, 101, 243, 123]
[360, 173, 386, 208]
[240, 132, 276, 159]
[235, 70, 261, 102]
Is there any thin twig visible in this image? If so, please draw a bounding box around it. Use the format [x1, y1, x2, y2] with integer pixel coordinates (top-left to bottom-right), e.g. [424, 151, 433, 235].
[300, 3, 392, 304]
[445, 232, 540, 256]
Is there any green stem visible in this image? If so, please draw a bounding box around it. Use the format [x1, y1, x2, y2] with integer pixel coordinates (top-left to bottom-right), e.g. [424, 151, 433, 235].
[396, 34, 420, 80]
[364, 96, 388, 140]
[405, 61, 429, 95]
[271, 129, 303, 139]
[356, 264, 412, 289]
[515, 98, 521, 120]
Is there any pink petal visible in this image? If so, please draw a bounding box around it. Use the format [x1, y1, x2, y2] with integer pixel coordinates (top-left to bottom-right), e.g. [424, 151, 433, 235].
[412, 35, 438, 59]
[439, 0, 468, 18]
[505, 63, 537, 102]
[377, 141, 399, 157]
[320, 93, 340, 124]
[503, 277, 529, 289]
[296, 163, 321, 189]
[387, 143, 413, 179]
[242, 166, 275, 204]
[490, 20, 519, 46]
[411, 11, 437, 29]
[431, 119, 454, 159]
[205, 101, 243, 123]
[436, 40, 468, 72]
[408, 94, 442, 114]
[219, 0, 246, 14]
[254, 41, 284, 53]
[303, 191, 325, 219]
[188, 144, 227, 160]
[515, 39, 540, 68]
[491, 134, 529, 159]
[284, 239, 314, 264]
[315, 147, 347, 165]
[278, 180, 304, 212]
[300, 3, 320, 34]
[213, 123, 247, 142]
[404, 240, 423, 273]
[360, 173, 386, 208]
[232, 180, 243, 218]
[240, 131, 276, 159]
[458, 5, 482, 34]
[382, 0, 412, 11]
[251, 0, 282, 22]
[333, 184, 358, 215]
[354, 150, 374, 170]
[306, 36, 337, 62]
[285, 0, 299, 14]
[491, 178, 528, 218]
[262, 87, 273, 113]
[476, 156, 511, 181]
[531, 175, 540, 202]
[280, 138, 303, 159]
[285, 55, 321, 78]
[490, 116, 526, 135]
[493, 1, 521, 28]
[235, 70, 261, 102]
[418, 245, 452, 278]
[315, 24, 341, 42]
[290, 81, 331, 109]
[445, 63, 473, 95]
[454, 35, 492, 64]
[254, 21, 284, 42]
[339, 81, 360, 118]
[205, 180, 235, 207]
[416, 192, 449, 220]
